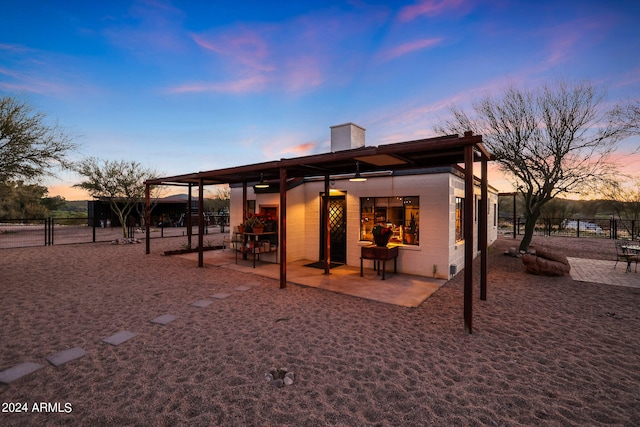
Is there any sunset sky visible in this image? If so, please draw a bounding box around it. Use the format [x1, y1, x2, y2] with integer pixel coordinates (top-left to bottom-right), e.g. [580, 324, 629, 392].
[1, 0, 639, 200]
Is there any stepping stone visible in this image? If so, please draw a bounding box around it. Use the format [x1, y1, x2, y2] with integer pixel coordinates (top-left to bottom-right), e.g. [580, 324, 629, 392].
[150, 314, 178, 325]
[46, 347, 87, 367]
[191, 299, 213, 308]
[234, 286, 251, 292]
[103, 331, 137, 346]
[211, 292, 231, 299]
[0, 362, 44, 384]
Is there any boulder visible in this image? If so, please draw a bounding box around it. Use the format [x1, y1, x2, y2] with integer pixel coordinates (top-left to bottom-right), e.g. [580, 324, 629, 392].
[522, 247, 570, 276]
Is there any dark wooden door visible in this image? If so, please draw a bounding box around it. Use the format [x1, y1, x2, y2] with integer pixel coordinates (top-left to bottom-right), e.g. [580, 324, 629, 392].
[320, 195, 347, 264]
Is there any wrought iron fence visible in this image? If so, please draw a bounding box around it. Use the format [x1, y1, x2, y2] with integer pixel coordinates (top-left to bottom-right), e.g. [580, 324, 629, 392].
[499, 217, 640, 240]
[0, 217, 226, 249]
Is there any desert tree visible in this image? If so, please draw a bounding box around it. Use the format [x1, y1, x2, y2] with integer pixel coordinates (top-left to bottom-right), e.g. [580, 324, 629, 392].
[599, 178, 640, 238]
[435, 79, 638, 251]
[0, 180, 50, 219]
[73, 158, 158, 238]
[0, 94, 76, 182]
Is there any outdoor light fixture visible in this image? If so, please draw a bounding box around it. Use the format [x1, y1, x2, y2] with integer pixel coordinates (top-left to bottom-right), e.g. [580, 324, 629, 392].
[348, 161, 367, 182]
[254, 173, 270, 189]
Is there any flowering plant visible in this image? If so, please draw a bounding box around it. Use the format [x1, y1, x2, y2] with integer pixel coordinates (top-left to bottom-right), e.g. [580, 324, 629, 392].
[372, 224, 392, 236]
[244, 215, 265, 228]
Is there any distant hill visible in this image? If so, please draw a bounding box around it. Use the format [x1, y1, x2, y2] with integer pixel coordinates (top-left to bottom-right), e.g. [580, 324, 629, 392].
[62, 200, 89, 213]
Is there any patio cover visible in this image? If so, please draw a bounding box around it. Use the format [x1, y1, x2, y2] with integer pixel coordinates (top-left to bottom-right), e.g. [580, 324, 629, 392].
[145, 132, 493, 333]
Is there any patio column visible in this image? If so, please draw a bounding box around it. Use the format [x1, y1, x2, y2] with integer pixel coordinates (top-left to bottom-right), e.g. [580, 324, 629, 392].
[480, 154, 488, 301]
[464, 144, 474, 334]
[187, 183, 193, 249]
[242, 181, 247, 223]
[197, 178, 204, 268]
[279, 167, 287, 288]
[323, 174, 331, 275]
[145, 182, 150, 255]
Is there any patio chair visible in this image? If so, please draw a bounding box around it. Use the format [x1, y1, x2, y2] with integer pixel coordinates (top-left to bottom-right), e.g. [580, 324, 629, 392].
[615, 241, 639, 273]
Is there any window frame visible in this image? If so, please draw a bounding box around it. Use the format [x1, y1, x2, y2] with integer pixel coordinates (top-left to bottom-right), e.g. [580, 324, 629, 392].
[359, 196, 419, 245]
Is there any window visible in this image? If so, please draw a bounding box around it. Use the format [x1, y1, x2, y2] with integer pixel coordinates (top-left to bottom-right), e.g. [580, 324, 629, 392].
[455, 197, 464, 241]
[360, 197, 419, 245]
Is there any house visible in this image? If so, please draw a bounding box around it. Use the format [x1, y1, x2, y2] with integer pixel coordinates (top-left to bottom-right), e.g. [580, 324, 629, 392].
[145, 123, 495, 333]
[228, 123, 498, 280]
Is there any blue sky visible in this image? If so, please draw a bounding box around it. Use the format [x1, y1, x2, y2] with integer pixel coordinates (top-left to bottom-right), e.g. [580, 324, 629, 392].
[1, 0, 639, 199]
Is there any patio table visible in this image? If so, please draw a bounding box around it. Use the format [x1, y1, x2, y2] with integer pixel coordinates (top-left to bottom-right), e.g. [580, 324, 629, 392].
[360, 245, 399, 280]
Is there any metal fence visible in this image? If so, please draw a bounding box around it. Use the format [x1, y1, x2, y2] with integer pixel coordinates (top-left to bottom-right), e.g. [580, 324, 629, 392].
[0, 217, 226, 249]
[499, 217, 640, 240]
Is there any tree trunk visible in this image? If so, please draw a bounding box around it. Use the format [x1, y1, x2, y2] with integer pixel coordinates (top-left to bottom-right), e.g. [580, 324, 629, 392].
[117, 213, 127, 239]
[519, 212, 540, 252]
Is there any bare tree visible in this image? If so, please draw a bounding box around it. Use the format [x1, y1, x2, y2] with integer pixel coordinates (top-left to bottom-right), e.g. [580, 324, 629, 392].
[601, 178, 640, 220]
[0, 94, 76, 182]
[436, 80, 638, 251]
[73, 158, 157, 239]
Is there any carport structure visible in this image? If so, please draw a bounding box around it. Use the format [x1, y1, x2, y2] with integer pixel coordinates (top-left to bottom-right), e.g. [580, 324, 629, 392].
[145, 132, 493, 333]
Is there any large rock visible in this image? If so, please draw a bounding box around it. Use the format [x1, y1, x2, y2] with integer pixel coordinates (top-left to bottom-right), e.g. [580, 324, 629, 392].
[522, 247, 570, 276]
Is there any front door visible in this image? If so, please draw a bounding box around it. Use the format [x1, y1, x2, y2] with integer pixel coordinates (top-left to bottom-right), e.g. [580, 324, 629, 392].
[320, 195, 347, 264]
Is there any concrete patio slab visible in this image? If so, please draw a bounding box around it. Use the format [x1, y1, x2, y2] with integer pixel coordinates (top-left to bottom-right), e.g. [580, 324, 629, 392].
[177, 250, 446, 307]
[568, 257, 640, 288]
[46, 347, 87, 367]
[150, 314, 178, 325]
[0, 362, 45, 384]
[103, 331, 137, 346]
[191, 299, 213, 308]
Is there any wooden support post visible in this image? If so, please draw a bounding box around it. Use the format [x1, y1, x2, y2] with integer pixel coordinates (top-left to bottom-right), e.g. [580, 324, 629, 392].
[279, 168, 287, 288]
[198, 178, 204, 268]
[323, 174, 331, 275]
[145, 183, 151, 255]
[242, 181, 247, 224]
[187, 183, 193, 249]
[513, 193, 517, 239]
[464, 144, 474, 334]
[480, 154, 488, 301]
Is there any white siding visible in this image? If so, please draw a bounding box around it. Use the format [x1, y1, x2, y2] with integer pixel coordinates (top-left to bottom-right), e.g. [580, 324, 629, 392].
[230, 170, 498, 279]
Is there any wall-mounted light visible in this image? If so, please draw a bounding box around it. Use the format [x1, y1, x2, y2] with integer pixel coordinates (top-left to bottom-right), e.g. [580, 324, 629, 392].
[349, 161, 367, 182]
[254, 173, 269, 189]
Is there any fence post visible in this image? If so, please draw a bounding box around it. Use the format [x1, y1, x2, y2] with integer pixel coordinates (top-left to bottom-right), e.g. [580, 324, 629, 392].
[610, 218, 614, 240]
[576, 219, 580, 238]
[43, 218, 53, 246]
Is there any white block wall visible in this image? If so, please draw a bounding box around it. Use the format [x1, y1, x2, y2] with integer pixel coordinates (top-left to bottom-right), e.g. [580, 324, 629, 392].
[231, 171, 498, 279]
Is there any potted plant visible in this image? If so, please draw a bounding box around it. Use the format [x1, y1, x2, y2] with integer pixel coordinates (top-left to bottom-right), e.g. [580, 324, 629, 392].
[244, 215, 265, 233]
[372, 224, 392, 247]
[405, 213, 417, 245]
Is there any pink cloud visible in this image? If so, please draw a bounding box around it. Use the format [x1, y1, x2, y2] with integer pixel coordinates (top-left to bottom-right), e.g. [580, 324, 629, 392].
[281, 142, 317, 157]
[191, 30, 274, 73]
[0, 66, 71, 95]
[0, 43, 32, 53]
[398, 0, 465, 22]
[283, 56, 324, 92]
[613, 67, 640, 89]
[539, 14, 613, 68]
[167, 75, 268, 94]
[377, 37, 443, 62]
